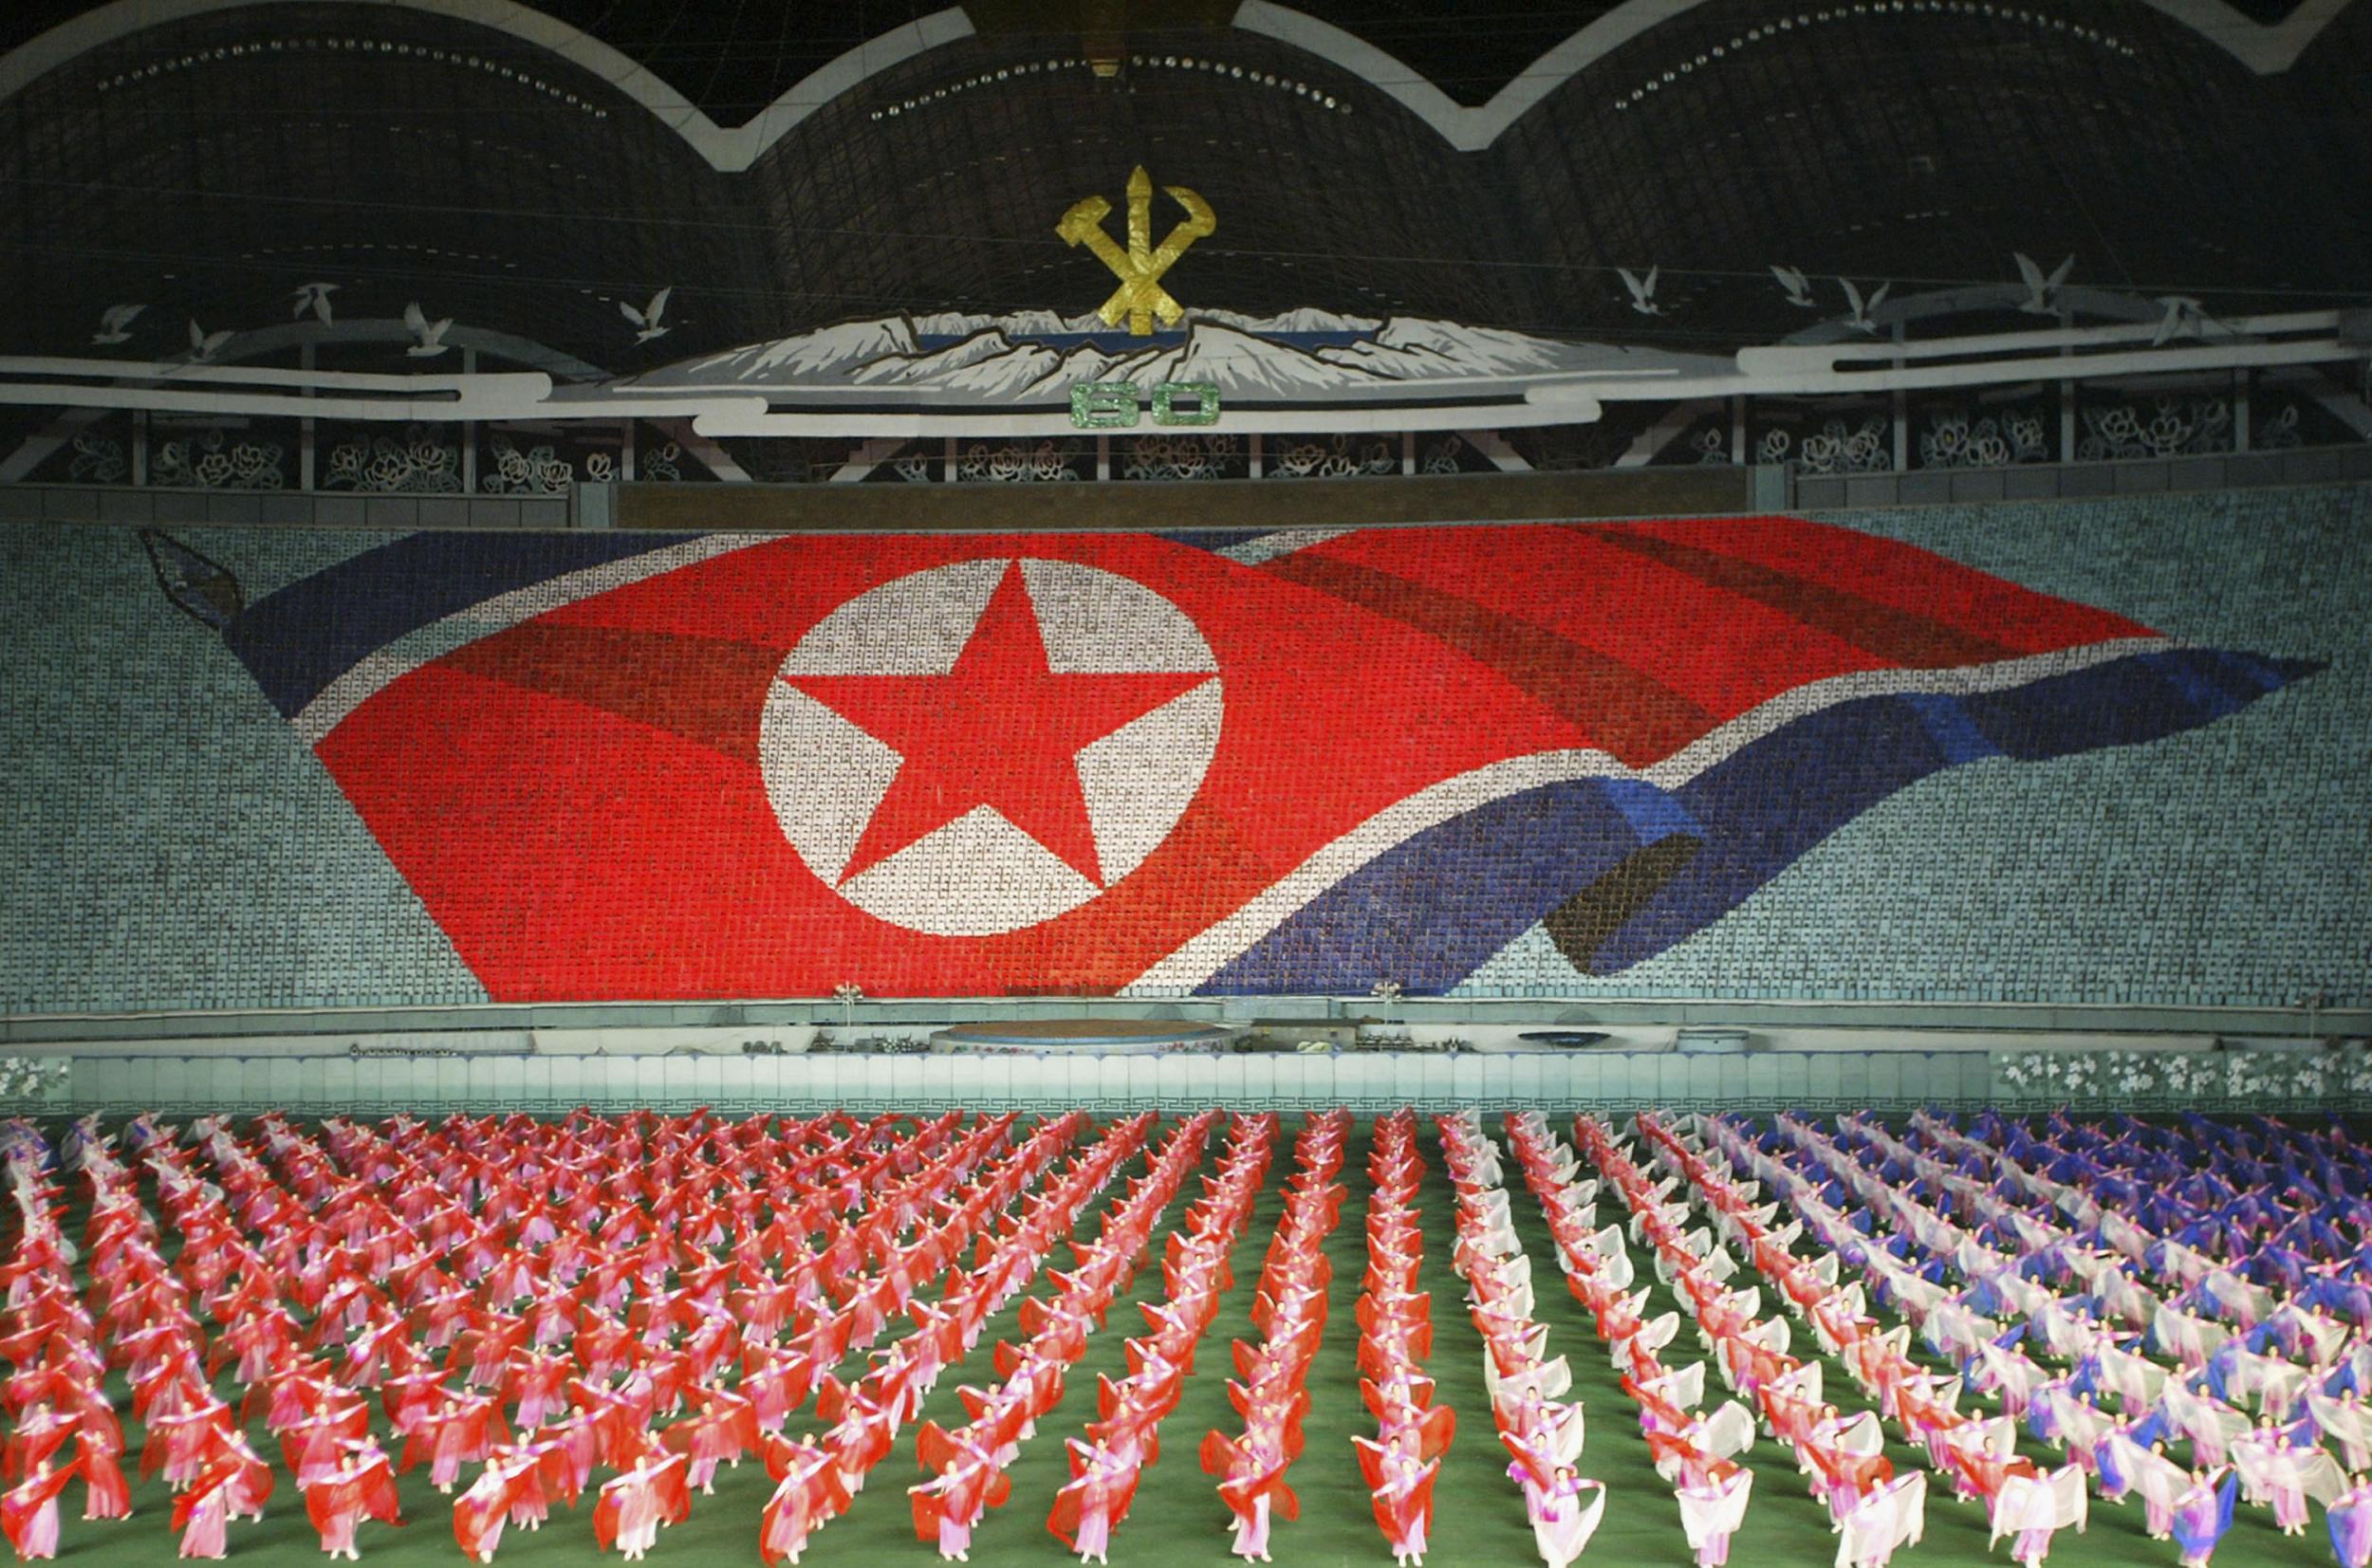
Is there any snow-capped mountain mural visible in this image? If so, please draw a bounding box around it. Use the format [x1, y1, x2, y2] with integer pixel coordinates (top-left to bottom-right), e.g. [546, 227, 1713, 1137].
[621, 308, 1723, 408]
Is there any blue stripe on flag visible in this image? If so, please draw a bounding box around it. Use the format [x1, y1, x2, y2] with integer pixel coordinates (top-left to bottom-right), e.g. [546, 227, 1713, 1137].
[223, 531, 699, 718]
[2140, 651, 2246, 720]
[1155, 529, 1272, 554]
[1202, 776, 1667, 994]
[1900, 692, 2002, 765]
[1599, 776, 1701, 842]
[1212, 648, 2317, 992]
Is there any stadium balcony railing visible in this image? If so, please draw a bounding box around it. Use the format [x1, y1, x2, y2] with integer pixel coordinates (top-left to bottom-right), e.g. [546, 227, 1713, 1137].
[1, 441, 2367, 532]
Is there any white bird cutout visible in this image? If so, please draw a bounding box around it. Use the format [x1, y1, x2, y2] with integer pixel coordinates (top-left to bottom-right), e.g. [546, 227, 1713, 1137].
[291, 283, 339, 325]
[1618, 267, 1663, 317]
[2152, 295, 2206, 347]
[91, 304, 144, 345]
[620, 286, 673, 342]
[403, 302, 453, 358]
[1771, 265, 1817, 308]
[1840, 277, 1891, 335]
[186, 320, 234, 362]
[2013, 252, 2076, 315]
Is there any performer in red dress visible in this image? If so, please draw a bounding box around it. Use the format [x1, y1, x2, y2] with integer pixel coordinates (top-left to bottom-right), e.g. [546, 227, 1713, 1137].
[1206, 1434, 1297, 1563]
[663, 1391, 758, 1494]
[71, 1429, 129, 1522]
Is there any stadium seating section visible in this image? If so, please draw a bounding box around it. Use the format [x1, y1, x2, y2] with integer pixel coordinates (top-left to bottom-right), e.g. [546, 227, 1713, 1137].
[0, 482, 2363, 1014]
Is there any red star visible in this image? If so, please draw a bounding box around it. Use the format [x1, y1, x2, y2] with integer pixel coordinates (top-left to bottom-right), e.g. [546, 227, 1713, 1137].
[785, 562, 1212, 889]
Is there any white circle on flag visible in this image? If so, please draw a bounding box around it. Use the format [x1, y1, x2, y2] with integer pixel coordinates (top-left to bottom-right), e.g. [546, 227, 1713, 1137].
[759, 558, 1222, 936]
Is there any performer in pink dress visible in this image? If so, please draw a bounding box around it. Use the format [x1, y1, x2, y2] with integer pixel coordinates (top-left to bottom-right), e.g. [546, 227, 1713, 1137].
[451, 1442, 564, 1564]
[1526, 1467, 1605, 1568]
[1369, 1447, 1438, 1568]
[1049, 1442, 1137, 1567]
[757, 1437, 848, 1568]
[2327, 1474, 2372, 1568]
[593, 1451, 689, 1563]
[1212, 1440, 1297, 1563]
[171, 1459, 245, 1561]
[402, 1393, 507, 1494]
[283, 1396, 370, 1487]
[1677, 1464, 1752, 1568]
[0, 1457, 78, 1561]
[658, 1391, 757, 1495]
[2171, 1467, 2235, 1568]
[303, 1439, 402, 1561]
[908, 1456, 1008, 1562]
[73, 1430, 129, 1522]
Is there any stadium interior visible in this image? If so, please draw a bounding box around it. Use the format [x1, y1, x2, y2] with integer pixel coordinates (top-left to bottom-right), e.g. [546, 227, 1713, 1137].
[0, 1, 2366, 1566]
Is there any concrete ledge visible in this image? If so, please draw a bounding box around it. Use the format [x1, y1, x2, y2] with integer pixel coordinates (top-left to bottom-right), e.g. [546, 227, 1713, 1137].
[614, 466, 1760, 532]
[95, 488, 154, 522]
[38, 486, 97, 520]
[1, 447, 2364, 530]
[4, 995, 2362, 1047]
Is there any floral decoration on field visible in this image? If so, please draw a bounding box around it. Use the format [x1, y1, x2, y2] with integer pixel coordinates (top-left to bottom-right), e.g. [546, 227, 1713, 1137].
[0, 1059, 68, 1102]
[1993, 1047, 2372, 1106]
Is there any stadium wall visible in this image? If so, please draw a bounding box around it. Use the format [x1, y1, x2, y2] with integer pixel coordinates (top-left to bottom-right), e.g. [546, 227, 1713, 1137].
[0, 481, 2364, 1019]
[31, 1041, 2369, 1119]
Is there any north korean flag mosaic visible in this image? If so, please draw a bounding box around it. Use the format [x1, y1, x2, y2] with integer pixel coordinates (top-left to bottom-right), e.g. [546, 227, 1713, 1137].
[204, 519, 2317, 1001]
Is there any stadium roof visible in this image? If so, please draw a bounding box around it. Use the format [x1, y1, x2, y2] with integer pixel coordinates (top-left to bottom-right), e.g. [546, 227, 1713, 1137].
[0, 0, 2363, 376]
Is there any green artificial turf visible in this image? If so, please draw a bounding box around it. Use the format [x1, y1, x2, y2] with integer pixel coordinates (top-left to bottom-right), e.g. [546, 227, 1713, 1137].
[44, 1115, 2331, 1566]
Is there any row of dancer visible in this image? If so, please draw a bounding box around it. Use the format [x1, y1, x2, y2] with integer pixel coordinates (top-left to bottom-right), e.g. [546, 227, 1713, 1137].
[1502, 1111, 1753, 1568]
[1353, 1113, 1452, 1568]
[1047, 1114, 1276, 1564]
[1436, 1112, 1604, 1568]
[1576, 1116, 1783, 1563]
[431, 1108, 1094, 1561]
[1909, 1110, 2365, 1406]
[1679, 1113, 2094, 1564]
[1578, 1115, 1931, 1568]
[1655, 1115, 1996, 1563]
[365, 1107, 1098, 1560]
[0, 1135, 138, 1562]
[1920, 1112, 2372, 1307]
[889, 1112, 1219, 1565]
[1755, 1111, 2331, 1559]
[1751, 1115, 2271, 1555]
[1201, 1111, 1347, 1561]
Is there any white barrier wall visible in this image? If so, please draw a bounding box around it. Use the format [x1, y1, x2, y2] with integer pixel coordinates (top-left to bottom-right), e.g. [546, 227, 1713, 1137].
[44, 1043, 2369, 1117]
[58, 1048, 2001, 1115]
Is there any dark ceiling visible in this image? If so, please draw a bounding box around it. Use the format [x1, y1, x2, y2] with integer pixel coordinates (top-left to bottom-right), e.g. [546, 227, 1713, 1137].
[0, 0, 2323, 121]
[0, 0, 2362, 375]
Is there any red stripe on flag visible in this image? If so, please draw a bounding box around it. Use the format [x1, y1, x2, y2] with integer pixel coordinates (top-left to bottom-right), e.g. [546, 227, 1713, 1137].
[1600, 517, 2153, 655]
[318, 531, 1595, 999]
[1295, 526, 1895, 742]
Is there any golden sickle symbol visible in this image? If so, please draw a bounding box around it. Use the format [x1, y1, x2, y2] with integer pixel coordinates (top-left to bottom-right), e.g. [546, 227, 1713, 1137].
[1055, 167, 1216, 335]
